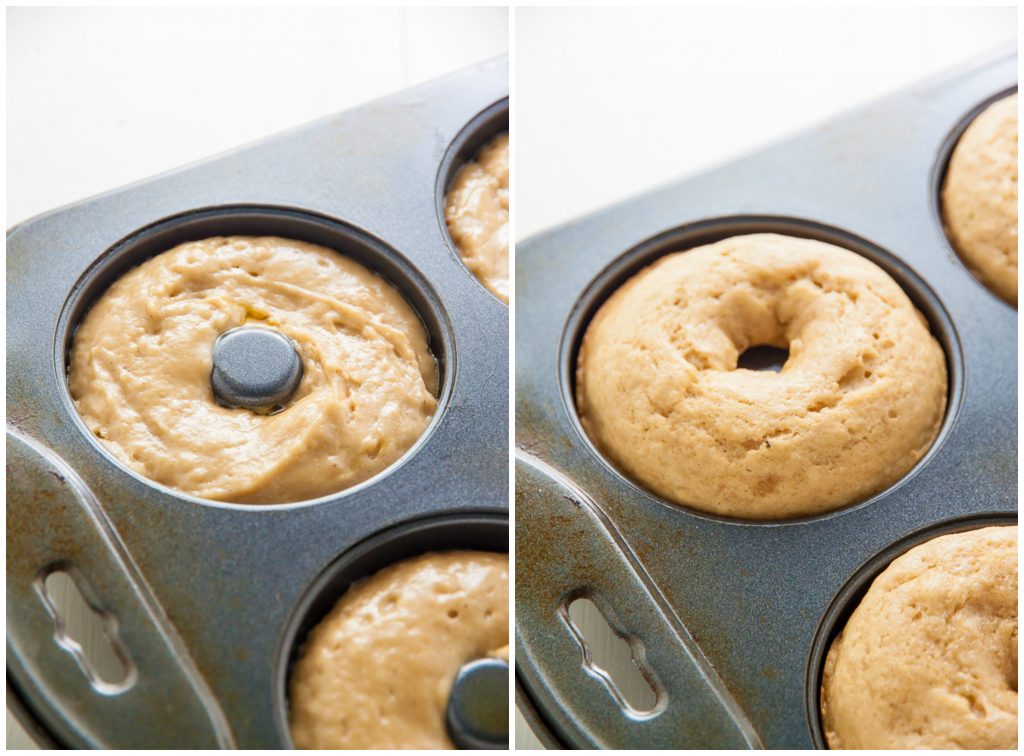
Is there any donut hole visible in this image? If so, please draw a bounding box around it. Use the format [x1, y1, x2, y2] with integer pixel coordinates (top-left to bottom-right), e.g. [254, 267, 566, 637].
[736, 345, 789, 373]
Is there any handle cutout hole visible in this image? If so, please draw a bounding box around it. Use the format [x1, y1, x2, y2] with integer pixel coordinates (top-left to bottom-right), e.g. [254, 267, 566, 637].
[38, 568, 134, 693]
[564, 596, 659, 715]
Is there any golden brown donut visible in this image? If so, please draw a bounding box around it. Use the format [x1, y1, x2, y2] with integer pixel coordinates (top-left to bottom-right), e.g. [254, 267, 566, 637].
[576, 233, 948, 519]
[821, 525, 1017, 749]
[941, 93, 1018, 305]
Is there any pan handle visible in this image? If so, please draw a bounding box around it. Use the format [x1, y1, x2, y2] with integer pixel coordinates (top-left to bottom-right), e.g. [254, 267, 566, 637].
[515, 451, 762, 749]
[6, 430, 234, 748]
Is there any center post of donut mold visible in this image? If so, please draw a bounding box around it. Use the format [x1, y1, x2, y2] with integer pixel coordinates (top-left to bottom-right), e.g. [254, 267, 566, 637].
[210, 325, 304, 413]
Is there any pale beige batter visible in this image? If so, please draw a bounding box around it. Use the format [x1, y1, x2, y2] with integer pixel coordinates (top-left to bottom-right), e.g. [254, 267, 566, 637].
[288, 551, 509, 749]
[445, 132, 509, 303]
[821, 525, 1018, 749]
[941, 93, 1018, 305]
[576, 234, 948, 519]
[68, 236, 437, 504]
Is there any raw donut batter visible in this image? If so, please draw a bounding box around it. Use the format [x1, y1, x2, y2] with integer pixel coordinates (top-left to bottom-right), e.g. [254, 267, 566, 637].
[941, 93, 1018, 305]
[821, 526, 1017, 749]
[288, 551, 509, 749]
[69, 236, 437, 504]
[445, 132, 509, 303]
[576, 234, 948, 519]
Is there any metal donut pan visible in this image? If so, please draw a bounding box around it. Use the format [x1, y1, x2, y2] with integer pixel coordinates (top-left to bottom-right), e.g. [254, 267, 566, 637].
[7, 57, 509, 748]
[514, 47, 1017, 749]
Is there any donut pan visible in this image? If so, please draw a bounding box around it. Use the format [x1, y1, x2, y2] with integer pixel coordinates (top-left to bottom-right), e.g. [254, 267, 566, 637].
[6, 58, 508, 748]
[515, 48, 1017, 749]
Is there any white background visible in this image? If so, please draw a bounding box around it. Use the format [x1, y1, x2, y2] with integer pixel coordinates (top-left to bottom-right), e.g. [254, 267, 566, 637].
[516, 5, 1018, 240]
[5, 6, 507, 748]
[7, 6, 508, 226]
[513, 5, 1015, 749]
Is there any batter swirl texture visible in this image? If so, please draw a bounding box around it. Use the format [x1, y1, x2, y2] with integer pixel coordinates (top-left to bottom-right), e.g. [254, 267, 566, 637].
[289, 551, 508, 749]
[69, 236, 437, 504]
[445, 132, 509, 303]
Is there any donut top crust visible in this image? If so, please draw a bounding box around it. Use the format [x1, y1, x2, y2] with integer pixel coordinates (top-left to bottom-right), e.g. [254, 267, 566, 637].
[288, 551, 509, 749]
[821, 525, 1018, 749]
[68, 236, 437, 504]
[445, 132, 509, 303]
[941, 93, 1018, 305]
[575, 233, 948, 519]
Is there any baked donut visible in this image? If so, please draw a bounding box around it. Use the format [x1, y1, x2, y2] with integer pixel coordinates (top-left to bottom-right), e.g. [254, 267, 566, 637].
[575, 233, 948, 519]
[69, 236, 437, 504]
[821, 525, 1017, 749]
[941, 93, 1018, 305]
[445, 132, 509, 303]
[288, 551, 509, 749]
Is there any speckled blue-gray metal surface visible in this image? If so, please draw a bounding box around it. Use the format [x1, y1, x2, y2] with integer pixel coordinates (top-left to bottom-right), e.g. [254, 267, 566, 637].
[515, 49, 1017, 749]
[7, 57, 508, 748]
